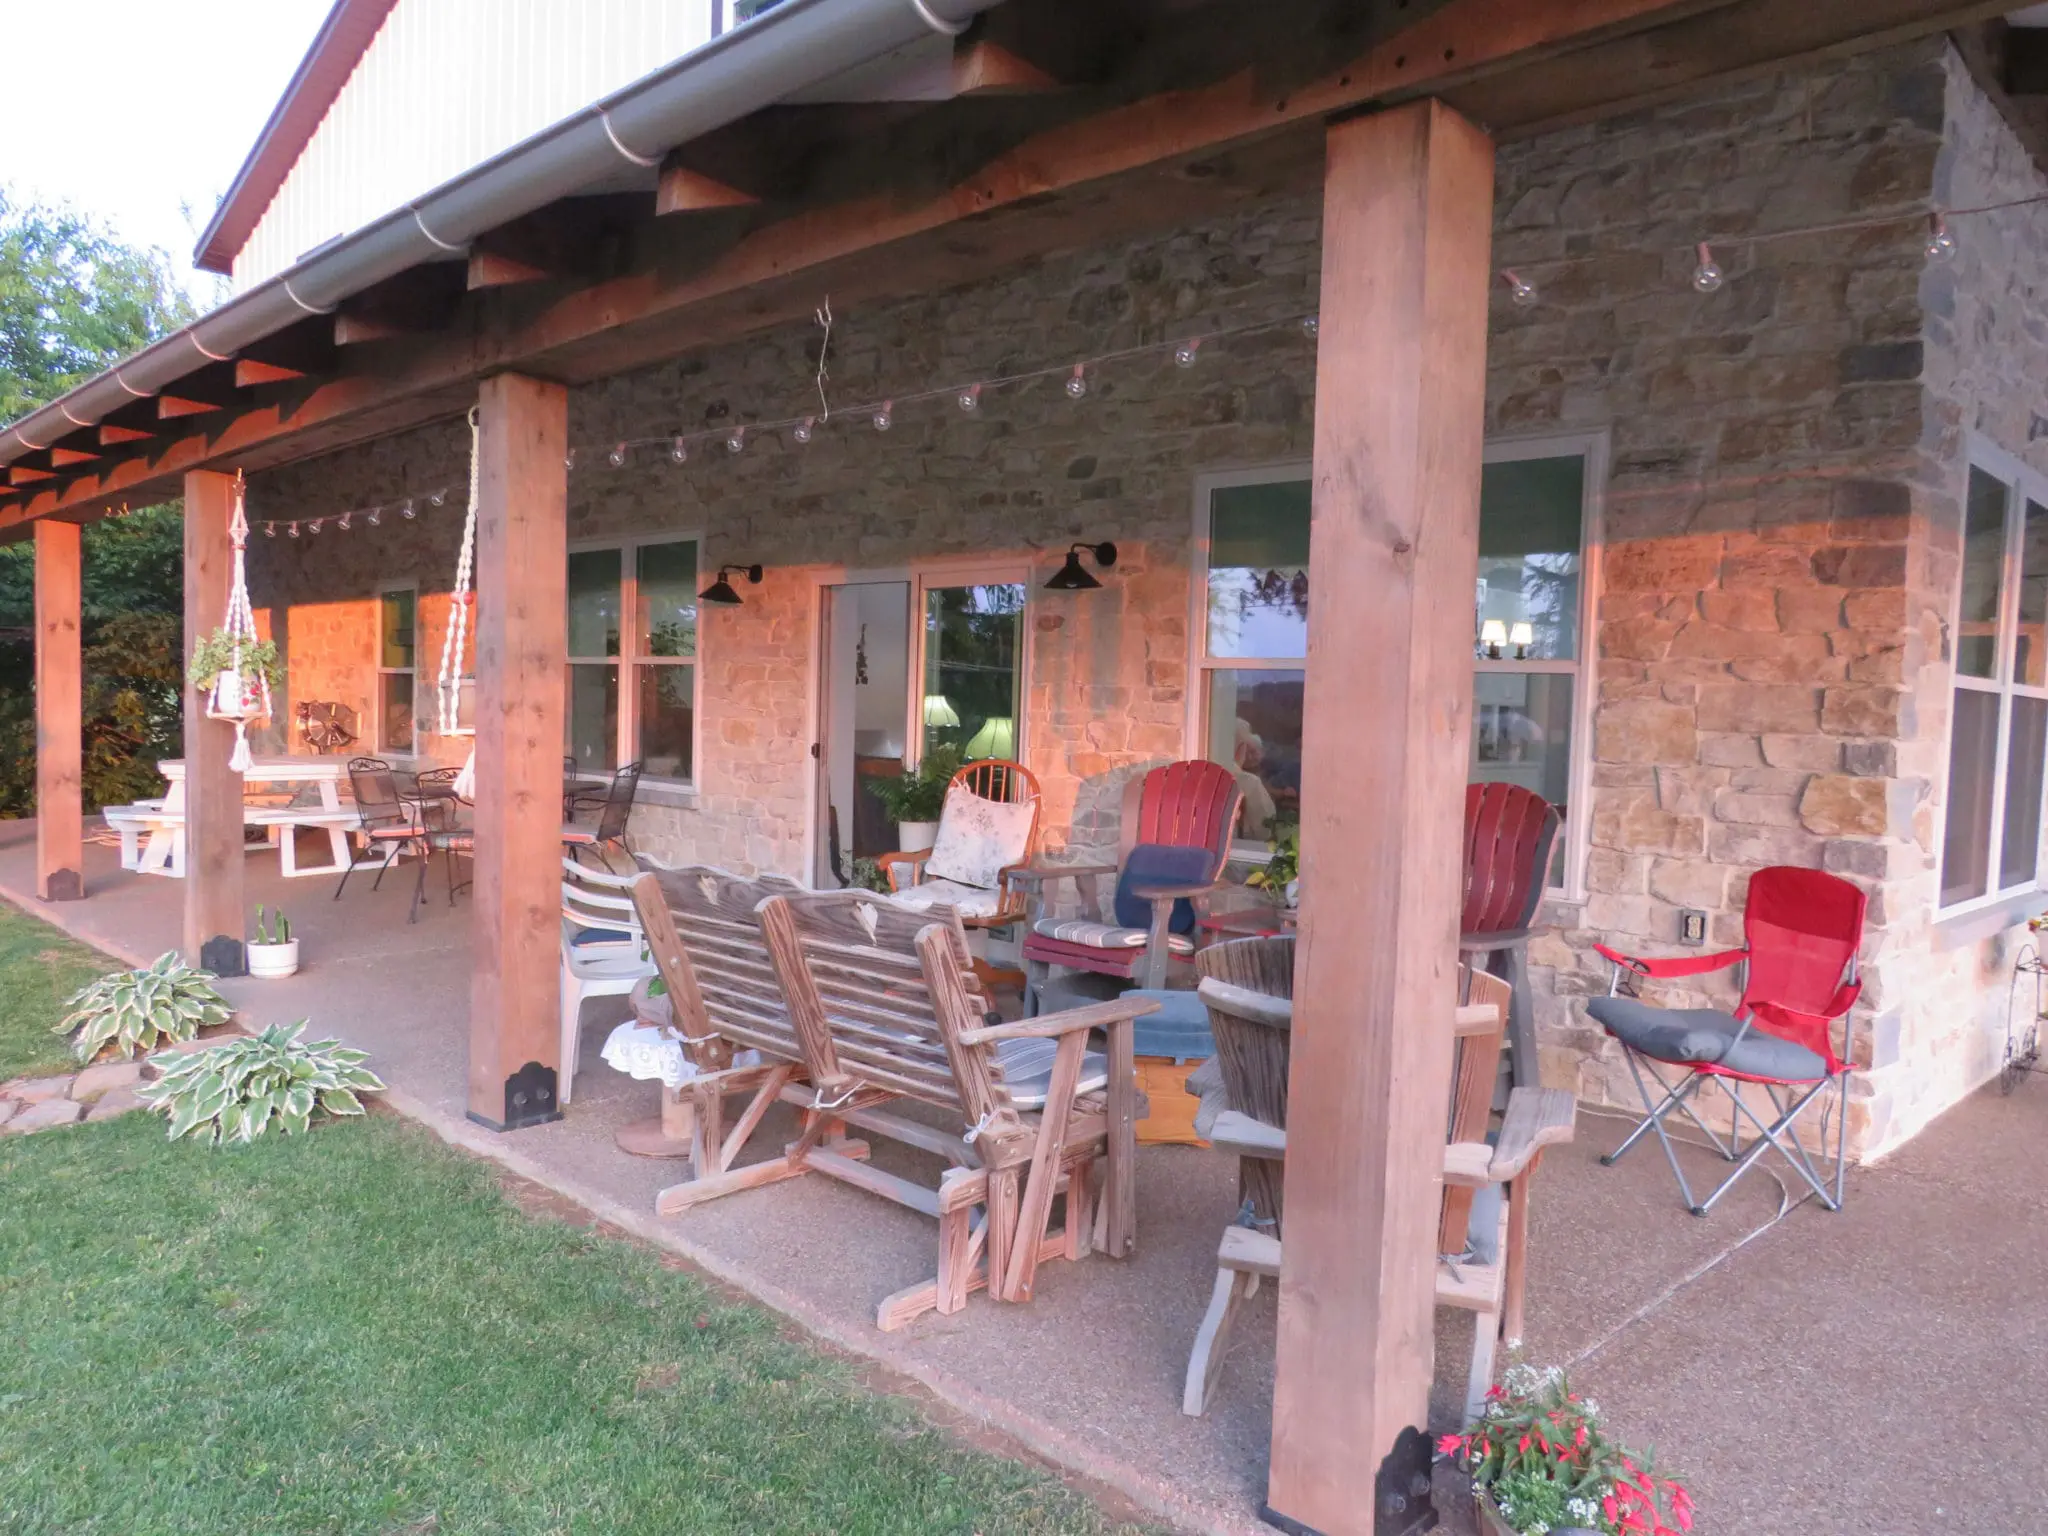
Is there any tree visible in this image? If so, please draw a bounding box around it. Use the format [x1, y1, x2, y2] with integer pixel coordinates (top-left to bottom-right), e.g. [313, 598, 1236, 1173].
[0, 194, 194, 814]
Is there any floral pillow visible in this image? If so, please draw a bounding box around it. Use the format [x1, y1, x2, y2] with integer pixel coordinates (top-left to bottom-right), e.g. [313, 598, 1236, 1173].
[924, 784, 1034, 891]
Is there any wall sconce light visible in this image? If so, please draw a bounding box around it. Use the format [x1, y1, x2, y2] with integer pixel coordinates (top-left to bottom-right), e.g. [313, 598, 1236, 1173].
[1479, 618, 1508, 659]
[1508, 621, 1534, 660]
[1044, 540, 1118, 591]
[923, 693, 961, 728]
[698, 563, 763, 606]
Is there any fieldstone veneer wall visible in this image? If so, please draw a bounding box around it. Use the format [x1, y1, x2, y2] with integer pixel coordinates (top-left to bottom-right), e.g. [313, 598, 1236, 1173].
[247, 39, 2019, 1157]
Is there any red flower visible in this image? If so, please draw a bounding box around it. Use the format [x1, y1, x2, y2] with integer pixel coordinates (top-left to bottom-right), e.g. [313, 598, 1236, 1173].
[1603, 1495, 1619, 1524]
[1574, 1425, 1589, 1449]
[1435, 1434, 1465, 1457]
[1517, 1434, 1532, 1455]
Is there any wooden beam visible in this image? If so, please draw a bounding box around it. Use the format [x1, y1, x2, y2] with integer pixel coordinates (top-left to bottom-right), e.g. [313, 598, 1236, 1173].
[34, 520, 83, 901]
[234, 358, 305, 387]
[655, 164, 762, 214]
[950, 41, 1060, 96]
[333, 312, 410, 346]
[97, 423, 153, 446]
[1266, 99, 1494, 1536]
[466, 249, 553, 290]
[467, 371, 569, 1131]
[8, 466, 54, 485]
[48, 448, 97, 467]
[181, 470, 247, 975]
[158, 393, 223, 419]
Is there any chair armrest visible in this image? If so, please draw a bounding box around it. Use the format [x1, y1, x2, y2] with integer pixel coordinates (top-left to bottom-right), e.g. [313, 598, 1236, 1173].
[1443, 1140, 1495, 1188]
[1592, 941, 1746, 980]
[954, 995, 1161, 1047]
[1130, 880, 1224, 901]
[1211, 1109, 1286, 1160]
[1007, 861, 1119, 889]
[1488, 1087, 1577, 1181]
[1196, 977, 1293, 1029]
[877, 849, 930, 892]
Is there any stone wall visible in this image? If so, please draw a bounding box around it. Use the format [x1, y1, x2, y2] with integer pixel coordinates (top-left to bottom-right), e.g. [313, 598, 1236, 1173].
[246, 39, 2021, 1158]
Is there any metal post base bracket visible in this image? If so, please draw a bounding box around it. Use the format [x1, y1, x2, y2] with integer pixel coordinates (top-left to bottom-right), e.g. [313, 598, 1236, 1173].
[199, 935, 247, 977]
[468, 1061, 563, 1132]
[1261, 1425, 1438, 1536]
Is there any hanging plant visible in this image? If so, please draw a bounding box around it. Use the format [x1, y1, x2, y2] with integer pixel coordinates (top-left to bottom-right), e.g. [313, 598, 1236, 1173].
[187, 629, 283, 694]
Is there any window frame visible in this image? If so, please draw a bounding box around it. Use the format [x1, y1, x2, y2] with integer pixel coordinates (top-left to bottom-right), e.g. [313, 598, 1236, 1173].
[1937, 437, 2048, 917]
[374, 581, 419, 757]
[1185, 433, 1605, 901]
[565, 531, 706, 789]
[909, 557, 1034, 768]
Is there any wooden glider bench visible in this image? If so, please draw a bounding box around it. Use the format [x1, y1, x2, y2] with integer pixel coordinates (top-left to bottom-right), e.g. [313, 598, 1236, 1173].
[1182, 967, 1578, 1425]
[105, 800, 358, 878]
[631, 868, 1157, 1330]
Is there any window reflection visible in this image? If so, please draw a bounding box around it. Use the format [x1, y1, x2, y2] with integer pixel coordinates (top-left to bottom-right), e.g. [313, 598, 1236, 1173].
[923, 583, 1024, 761]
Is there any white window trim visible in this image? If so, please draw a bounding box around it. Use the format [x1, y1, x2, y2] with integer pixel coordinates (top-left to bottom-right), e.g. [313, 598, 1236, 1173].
[1936, 436, 2048, 917]
[566, 532, 706, 788]
[910, 558, 1034, 768]
[1185, 433, 1606, 901]
[374, 581, 418, 757]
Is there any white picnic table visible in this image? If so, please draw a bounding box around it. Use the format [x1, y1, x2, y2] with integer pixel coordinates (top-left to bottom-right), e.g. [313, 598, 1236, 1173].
[117, 756, 366, 880]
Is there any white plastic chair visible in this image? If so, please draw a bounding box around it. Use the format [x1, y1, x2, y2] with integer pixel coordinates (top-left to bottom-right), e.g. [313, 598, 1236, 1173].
[560, 855, 655, 1104]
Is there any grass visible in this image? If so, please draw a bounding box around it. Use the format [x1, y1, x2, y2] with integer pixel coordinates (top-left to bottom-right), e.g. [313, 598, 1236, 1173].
[0, 931, 1142, 1536]
[0, 898, 121, 1079]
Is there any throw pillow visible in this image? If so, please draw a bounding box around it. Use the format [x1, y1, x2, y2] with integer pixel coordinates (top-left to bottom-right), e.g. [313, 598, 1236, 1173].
[924, 783, 1035, 890]
[1113, 842, 1215, 933]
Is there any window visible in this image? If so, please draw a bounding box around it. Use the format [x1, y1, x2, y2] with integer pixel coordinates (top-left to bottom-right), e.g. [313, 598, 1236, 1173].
[1939, 446, 2048, 911]
[917, 576, 1026, 764]
[376, 586, 416, 754]
[566, 537, 699, 783]
[1189, 439, 1601, 890]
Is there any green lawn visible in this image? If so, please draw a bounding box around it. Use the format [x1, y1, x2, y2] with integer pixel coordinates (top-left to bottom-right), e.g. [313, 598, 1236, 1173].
[0, 924, 1141, 1536]
[0, 899, 119, 1080]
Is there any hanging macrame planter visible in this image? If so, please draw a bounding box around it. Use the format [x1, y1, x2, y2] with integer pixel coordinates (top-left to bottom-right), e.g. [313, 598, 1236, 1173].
[437, 407, 481, 738]
[185, 472, 275, 775]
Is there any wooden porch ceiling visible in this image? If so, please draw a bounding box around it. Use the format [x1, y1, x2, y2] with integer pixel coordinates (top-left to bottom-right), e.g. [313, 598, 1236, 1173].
[0, 0, 2017, 535]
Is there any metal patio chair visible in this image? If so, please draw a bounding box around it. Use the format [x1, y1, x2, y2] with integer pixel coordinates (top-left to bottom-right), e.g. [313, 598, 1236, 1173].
[563, 759, 642, 866]
[333, 756, 430, 914]
[1588, 864, 1867, 1216]
[1460, 782, 1561, 1089]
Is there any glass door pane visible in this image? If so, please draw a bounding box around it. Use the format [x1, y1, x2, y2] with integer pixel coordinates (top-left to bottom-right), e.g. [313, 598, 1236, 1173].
[1477, 456, 1584, 660]
[1204, 668, 1303, 840]
[1941, 687, 2001, 906]
[1205, 481, 1310, 660]
[1958, 468, 2010, 680]
[2002, 695, 2048, 889]
[2016, 500, 2048, 687]
[566, 664, 618, 773]
[567, 549, 622, 659]
[922, 582, 1024, 761]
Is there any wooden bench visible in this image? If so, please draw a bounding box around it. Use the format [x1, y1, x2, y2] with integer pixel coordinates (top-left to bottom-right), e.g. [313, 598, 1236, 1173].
[101, 801, 357, 878]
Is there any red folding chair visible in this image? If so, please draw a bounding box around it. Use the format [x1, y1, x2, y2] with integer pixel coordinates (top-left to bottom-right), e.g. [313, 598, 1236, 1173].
[1460, 783, 1560, 1089]
[1588, 865, 1865, 1216]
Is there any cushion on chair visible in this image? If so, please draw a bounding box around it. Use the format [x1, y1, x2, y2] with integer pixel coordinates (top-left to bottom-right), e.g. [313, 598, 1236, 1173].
[1587, 997, 1830, 1081]
[561, 825, 598, 845]
[1123, 987, 1216, 1061]
[1030, 918, 1195, 956]
[1113, 843, 1213, 933]
[994, 1036, 1109, 1109]
[569, 926, 635, 947]
[924, 784, 1035, 889]
[887, 877, 1007, 920]
[1464, 1182, 1504, 1265]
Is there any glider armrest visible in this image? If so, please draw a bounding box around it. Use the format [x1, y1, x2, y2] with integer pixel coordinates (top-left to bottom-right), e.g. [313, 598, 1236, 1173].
[1211, 1110, 1287, 1160]
[1488, 1087, 1578, 1181]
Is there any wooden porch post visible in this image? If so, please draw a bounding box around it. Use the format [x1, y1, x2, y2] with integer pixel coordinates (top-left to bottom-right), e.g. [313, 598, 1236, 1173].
[34, 520, 84, 901]
[182, 471, 247, 974]
[467, 372, 569, 1130]
[1266, 99, 1493, 1536]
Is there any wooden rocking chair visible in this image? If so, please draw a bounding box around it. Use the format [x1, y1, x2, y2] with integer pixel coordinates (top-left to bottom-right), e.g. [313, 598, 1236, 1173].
[1181, 946, 1576, 1424]
[756, 889, 1158, 1330]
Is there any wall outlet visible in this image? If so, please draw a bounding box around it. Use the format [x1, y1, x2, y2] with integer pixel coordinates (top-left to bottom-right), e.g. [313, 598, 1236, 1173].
[1678, 908, 1708, 946]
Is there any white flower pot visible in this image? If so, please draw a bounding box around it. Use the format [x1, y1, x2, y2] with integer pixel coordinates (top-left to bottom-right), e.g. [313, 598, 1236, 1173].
[897, 820, 939, 853]
[246, 940, 299, 979]
[1284, 878, 1300, 908]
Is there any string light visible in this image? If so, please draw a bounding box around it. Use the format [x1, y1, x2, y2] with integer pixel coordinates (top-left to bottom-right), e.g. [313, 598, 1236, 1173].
[308, 518, 322, 534]
[608, 442, 627, 468]
[428, 490, 445, 507]
[1301, 315, 1318, 338]
[564, 449, 576, 471]
[873, 400, 893, 432]
[1926, 213, 1957, 262]
[670, 436, 689, 464]
[1173, 338, 1202, 368]
[337, 512, 351, 530]
[288, 523, 300, 538]
[1065, 364, 1088, 399]
[401, 499, 416, 519]
[726, 426, 746, 454]
[958, 384, 981, 413]
[1500, 269, 1538, 308]
[1691, 242, 1724, 293]
[793, 417, 815, 444]
[368, 507, 382, 526]
[264, 522, 276, 537]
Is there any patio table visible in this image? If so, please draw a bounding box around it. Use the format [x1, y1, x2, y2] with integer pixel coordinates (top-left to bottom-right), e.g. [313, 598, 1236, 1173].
[142, 757, 359, 879]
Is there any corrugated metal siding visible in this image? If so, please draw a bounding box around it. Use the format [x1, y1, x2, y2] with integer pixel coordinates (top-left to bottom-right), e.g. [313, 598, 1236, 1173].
[235, 0, 716, 289]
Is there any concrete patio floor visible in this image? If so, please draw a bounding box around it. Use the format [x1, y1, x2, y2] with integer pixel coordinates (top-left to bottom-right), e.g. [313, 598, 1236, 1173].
[2, 817, 2039, 1536]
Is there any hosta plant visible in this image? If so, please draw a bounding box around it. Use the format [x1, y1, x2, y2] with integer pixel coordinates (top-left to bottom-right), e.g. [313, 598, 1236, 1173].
[56, 951, 232, 1063]
[137, 1021, 386, 1147]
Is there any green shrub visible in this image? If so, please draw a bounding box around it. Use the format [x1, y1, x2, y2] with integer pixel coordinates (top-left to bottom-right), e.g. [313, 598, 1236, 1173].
[869, 745, 962, 824]
[138, 1021, 385, 1147]
[55, 951, 230, 1062]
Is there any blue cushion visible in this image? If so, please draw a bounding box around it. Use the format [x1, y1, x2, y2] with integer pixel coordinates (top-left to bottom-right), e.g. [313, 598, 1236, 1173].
[1124, 987, 1215, 1062]
[570, 926, 635, 947]
[1113, 843, 1212, 934]
[1587, 997, 1830, 1081]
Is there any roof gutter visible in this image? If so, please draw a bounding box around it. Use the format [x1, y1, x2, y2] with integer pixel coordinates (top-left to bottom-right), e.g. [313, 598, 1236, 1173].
[0, 0, 1001, 471]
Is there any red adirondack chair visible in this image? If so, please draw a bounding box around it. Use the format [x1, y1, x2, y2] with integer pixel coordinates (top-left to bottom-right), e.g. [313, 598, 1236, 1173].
[1017, 761, 1244, 1007]
[1460, 782, 1561, 1089]
[1588, 865, 1866, 1215]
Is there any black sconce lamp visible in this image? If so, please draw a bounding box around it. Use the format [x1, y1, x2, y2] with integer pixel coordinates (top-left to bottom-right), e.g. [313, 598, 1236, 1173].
[1044, 541, 1118, 592]
[699, 563, 764, 605]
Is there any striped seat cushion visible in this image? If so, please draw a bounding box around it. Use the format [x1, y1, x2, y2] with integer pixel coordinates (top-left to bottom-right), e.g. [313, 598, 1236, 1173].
[1030, 918, 1194, 957]
[994, 1037, 1109, 1109]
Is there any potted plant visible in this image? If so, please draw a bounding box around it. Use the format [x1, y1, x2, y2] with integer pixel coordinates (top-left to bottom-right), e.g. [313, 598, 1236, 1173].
[1440, 1364, 1692, 1536]
[187, 629, 282, 713]
[869, 744, 962, 853]
[248, 904, 299, 979]
[1245, 817, 1300, 907]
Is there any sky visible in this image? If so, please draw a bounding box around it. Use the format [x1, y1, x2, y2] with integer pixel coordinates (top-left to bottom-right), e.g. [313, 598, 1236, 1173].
[2, 0, 333, 304]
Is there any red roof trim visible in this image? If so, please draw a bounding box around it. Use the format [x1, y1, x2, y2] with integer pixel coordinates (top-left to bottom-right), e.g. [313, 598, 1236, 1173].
[192, 0, 402, 275]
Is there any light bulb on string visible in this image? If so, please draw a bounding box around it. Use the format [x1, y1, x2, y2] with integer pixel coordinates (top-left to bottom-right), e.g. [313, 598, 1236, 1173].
[1300, 314, 1318, 338]
[564, 448, 576, 471]
[1926, 213, 1957, 263]
[264, 522, 276, 537]
[1065, 364, 1088, 400]
[608, 442, 627, 468]
[1500, 269, 1538, 308]
[873, 400, 893, 432]
[288, 523, 300, 538]
[428, 489, 445, 507]
[1691, 242, 1724, 293]
[400, 499, 416, 519]
[670, 437, 689, 464]
[958, 384, 981, 413]
[726, 426, 746, 454]
[793, 417, 815, 444]
[337, 512, 351, 530]
[1173, 338, 1202, 368]
[367, 508, 382, 526]
[308, 518, 322, 535]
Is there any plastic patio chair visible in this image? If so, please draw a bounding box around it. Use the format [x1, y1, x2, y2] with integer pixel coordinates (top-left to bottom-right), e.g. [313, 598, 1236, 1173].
[1460, 782, 1561, 1089]
[1588, 864, 1867, 1216]
[559, 856, 657, 1105]
[1016, 760, 1243, 1007]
